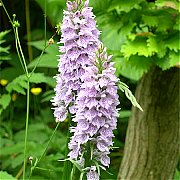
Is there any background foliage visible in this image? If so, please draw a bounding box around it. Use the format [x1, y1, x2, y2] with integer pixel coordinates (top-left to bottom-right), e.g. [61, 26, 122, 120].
[0, 0, 179, 179]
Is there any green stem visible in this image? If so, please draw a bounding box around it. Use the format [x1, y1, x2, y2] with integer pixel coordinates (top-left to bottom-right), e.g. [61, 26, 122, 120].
[62, 118, 72, 180]
[1, 2, 30, 179]
[44, 0, 47, 48]
[38, 122, 60, 163]
[0, 2, 51, 180]
[29, 44, 49, 77]
[70, 165, 75, 180]
[0, 0, 26, 75]
[14, 29, 27, 74]
[0, 0, 13, 26]
[34, 167, 54, 172]
[28, 122, 60, 179]
[15, 28, 29, 76]
[0, 0, 28, 76]
[80, 172, 84, 180]
[25, 0, 33, 62]
[23, 79, 30, 180]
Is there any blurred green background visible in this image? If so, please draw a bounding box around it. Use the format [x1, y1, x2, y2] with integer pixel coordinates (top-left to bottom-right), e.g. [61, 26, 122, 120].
[0, 0, 179, 179]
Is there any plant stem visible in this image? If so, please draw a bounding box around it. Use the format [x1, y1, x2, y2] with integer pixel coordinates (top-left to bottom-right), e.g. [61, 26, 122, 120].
[23, 79, 30, 180]
[15, 28, 29, 76]
[80, 172, 84, 180]
[29, 44, 49, 77]
[25, 0, 33, 62]
[16, 163, 24, 179]
[0, 0, 13, 26]
[44, 0, 47, 48]
[29, 0, 47, 76]
[28, 122, 60, 179]
[62, 118, 72, 180]
[38, 122, 60, 163]
[14, 29, 27, 74]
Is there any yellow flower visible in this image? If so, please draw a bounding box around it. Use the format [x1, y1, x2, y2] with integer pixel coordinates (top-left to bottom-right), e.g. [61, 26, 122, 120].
[0, 79, 8, 86]
[31, 87, 42, 95]
[12, 93, 18, 101]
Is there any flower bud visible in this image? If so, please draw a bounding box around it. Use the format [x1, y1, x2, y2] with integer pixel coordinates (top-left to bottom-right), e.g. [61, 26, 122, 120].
[48, 38, 54, 45]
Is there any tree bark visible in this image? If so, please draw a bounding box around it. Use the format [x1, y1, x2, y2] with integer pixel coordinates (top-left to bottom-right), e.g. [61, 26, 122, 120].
[118, 67, 180, 180]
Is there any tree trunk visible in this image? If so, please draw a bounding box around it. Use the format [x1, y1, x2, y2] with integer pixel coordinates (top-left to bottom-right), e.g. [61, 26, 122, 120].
[118, 67, 180, 180]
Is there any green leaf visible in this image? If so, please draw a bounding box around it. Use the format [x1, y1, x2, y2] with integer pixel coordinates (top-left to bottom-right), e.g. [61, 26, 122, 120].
[97, 14, 125, 50]
[169, 51, 179, 67]
[118, 81, 143, 111]
[28, 40, 58, 68]
[147, 35, 166, 58]
[173, 15, 180, 30]
[41, 90, 54, 103]
[165, 32, 180, 52]
[30, 73, 55, 87]
[68, 159, 83, 173]
[142, 9, 175, 32]
[0, 141, 44, 157]
[14, 123, 49, 143]
[128, 55, 152, 73]
[0, 30, 10, 40]
[0, 171, 16, 180]
[28, 54, 58, 68]
[114, 54, 152, 80]
[174, 169, 180, 180]
[0, 46, 10, 54]
[6, 73, 54, 94]
[108, 0, 144, 13]
[89, 0, 111, 13]
[142, 14, 159, 27]
[0, 55, 11, 61]
[93, 160, 101, 175]
[121, 37, 152, 58]
[121, 35, 168, 59]
[153, 50, 178, 70]
[24, 29, 45, 41]
[0, 142, 24, 155]
[100, 24, 125, 51]
[120, 20, 137, 36]
[5, 53, 23, 69]
[0, 94, 11, 110]
[156, 55, 171, 70]
[11, 153, 24, 168]
[29, 73, 48, 84]
[0, 30, 11, 61]
[28, 40, 58, 54]
[6, 77, 26, 95]
[0, 137, 13, 148]
[114, 57, 145, 81]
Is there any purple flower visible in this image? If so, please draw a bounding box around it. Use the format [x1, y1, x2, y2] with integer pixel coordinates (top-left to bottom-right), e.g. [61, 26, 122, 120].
[86, 166, 99, 180]
[52, 0, 100, 121]
[68, 44, 120, 171]
[52, 1, 120, 178]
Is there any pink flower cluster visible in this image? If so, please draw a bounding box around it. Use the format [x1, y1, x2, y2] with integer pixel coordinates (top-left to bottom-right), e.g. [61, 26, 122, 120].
[52, 1, 120, 179]
[68, 45, 119, 180]
[52, 0, 100, 121]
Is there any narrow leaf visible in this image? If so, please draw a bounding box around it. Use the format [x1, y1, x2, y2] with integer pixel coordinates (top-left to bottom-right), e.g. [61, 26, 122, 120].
[118, 81, 143, 111]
